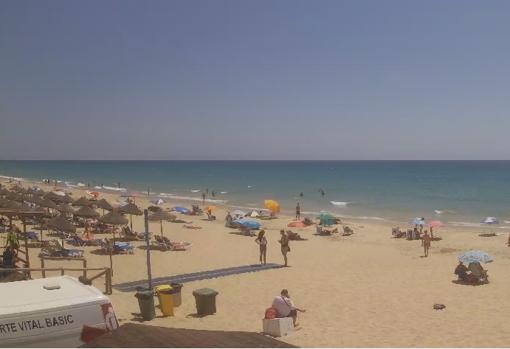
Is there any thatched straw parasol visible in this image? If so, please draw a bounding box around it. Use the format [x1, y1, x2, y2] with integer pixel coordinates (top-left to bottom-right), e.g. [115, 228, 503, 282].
[74, 206, 99, 219]
[148, 211, 176, 237]
[46, 214, 76, 233]
[72, 196, 92, 207]
[55, 203, 75, 214]
[95, 198, 113, 214]
[99, 210, 129, 276]
[119, 202, 142, 231]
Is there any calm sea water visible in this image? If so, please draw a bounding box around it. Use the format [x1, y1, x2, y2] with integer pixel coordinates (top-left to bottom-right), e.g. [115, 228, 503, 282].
[1, 160, 510, 225]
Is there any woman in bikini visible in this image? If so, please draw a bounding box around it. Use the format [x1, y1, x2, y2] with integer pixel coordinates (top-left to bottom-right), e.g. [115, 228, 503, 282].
[255, 230, 267, 265]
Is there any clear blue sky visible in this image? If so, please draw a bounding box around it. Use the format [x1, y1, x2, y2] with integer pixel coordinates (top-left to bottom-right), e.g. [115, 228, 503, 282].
[1, 0, 509, 160]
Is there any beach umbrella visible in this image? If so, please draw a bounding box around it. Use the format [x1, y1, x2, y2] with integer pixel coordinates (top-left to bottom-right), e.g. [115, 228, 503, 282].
[482, 217, 499, 224]
[427, 220, 443, 228]
[0, 188, 10, 196]
[6, 192, 24, 203]
[73, 196, 92, 207]
[148, 211, 175, 237]
[411, 217, 426, 226]
[95, 198, 113, 214]
[319, 212, 335, 226]
[86, 191, 100, 199]
[38, 198, 58, 210]
[119, 202, 142, 231]
[458, 250, 493, 264]
[74, 206, 100, 219]
[172, 206, 190, 214]
[204, 205, 216, 212]
[288, 221, 306, 228]
[234, 219, 261, 230]
[60, 194, 74, 204]
[150, 198, 165, 206]
[46, 215, 76, 233]
[55, 203, 75, 214]
[148, 205, 162, 213]
[99, 210, 129, 226]
[264, 200, 280, 214]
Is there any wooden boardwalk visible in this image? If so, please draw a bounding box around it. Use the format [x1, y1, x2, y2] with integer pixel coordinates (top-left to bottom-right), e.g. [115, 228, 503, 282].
[83, 323, 297, 348]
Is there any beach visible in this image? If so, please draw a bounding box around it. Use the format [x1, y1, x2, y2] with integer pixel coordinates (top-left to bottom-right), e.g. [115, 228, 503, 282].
[2, 178, 509, 347]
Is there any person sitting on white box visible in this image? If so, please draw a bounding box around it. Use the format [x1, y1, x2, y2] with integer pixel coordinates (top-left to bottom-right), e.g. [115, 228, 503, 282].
[271, 289, 306, 327]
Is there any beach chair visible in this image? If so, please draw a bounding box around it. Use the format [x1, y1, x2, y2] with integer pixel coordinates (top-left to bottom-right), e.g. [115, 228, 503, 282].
[121, 226, 145, 241]
[40, 240, 84, 258]
[112, 241, 134, 254]
[154, 235, 192, 251]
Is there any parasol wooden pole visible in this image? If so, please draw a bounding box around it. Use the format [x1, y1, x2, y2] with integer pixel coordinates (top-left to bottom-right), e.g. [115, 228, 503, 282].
[144, 209, 152, 290]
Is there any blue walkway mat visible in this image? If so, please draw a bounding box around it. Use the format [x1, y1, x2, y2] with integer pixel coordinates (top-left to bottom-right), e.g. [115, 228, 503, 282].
[113, 263, 283, 292]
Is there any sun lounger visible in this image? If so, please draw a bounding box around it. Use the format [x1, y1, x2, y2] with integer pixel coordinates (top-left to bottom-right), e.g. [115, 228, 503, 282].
[40, 240, 84, 258]
[316, 226, 338, 236]
[154, 235, 192, 251]
[121, 226, 145, 241]
[113, 241, 134, 254]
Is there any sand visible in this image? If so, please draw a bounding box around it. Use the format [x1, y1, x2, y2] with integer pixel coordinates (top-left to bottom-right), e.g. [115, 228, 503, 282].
[5, 180, 510, 347]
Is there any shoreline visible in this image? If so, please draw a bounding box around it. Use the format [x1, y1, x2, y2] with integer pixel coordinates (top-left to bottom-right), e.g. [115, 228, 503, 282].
[2, 175, 506, 236]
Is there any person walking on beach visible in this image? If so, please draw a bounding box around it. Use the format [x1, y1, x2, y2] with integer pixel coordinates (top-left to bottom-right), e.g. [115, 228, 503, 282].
[422, 230, 431, 257]
[271, 289, 306, 327]
[278, 230, 290, 267]
[255, 230, 267, 265]
[295, 203, 301, 220]
[202, 192, 206, 204]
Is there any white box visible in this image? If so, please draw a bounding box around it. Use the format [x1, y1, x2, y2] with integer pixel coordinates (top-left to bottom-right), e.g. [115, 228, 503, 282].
[262, 317, 294, 337]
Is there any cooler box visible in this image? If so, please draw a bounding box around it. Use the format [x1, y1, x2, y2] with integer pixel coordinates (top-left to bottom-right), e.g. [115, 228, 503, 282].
[262, 317, 294, 337]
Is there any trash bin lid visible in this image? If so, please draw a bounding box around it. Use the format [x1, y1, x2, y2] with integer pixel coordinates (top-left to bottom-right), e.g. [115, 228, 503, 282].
[135, 290, 154, 298]
[155, 284, 172, 294]
[192, 288, 218, 296]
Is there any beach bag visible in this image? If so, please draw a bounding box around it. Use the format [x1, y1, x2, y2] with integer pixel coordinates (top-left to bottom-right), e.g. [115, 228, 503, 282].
[265, 307, 277, 319]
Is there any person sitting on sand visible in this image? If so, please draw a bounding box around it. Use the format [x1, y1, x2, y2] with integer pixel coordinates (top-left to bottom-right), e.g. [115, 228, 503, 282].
[255, 230, 267, 265]
[454, 261, 469, 281]
[272, 289, 306, 327]
[422, 230, 431, 257]
[278, 230, 290, 267]
[468, 262, 488, 283]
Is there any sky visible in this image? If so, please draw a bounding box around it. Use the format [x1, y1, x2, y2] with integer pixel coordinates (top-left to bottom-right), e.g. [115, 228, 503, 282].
[1, 0, 510, 160]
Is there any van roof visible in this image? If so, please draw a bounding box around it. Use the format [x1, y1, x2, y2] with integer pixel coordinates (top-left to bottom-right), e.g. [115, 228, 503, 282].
[0, 276, 107, 316]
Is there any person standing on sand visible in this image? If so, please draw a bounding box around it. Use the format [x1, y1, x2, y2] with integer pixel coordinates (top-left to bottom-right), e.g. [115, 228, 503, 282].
[272, 289, 306, 327]
[278, 230, 290, 266]
[255, 230, 267, 265]
[295, 203, 301, 220]
[422, 230, 431, 257]
[202, 193, 206, 204]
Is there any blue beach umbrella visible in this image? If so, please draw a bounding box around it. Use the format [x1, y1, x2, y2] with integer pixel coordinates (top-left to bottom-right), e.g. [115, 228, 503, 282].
[458, 250, 493, 264]
[234, 219, 261, 230]
[172, 206, 189, 214]
[411, 217, 426, 226]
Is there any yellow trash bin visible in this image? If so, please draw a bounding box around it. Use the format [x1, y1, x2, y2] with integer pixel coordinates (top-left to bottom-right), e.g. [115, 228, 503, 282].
[155, 285, 174, 316]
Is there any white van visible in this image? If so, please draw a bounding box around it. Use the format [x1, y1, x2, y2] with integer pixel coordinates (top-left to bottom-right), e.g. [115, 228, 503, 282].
[0, 276, 118, 347]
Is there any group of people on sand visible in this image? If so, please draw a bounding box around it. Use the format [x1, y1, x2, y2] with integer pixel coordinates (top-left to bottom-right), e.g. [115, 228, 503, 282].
[454, 261, 489, 284]
[255, 230, 292, 267]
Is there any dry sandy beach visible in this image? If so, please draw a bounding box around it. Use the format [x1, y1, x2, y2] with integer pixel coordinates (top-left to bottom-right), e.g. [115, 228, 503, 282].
[7, 180, 510, 347]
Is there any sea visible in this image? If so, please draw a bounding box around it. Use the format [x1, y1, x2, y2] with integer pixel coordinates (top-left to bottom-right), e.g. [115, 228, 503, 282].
[1, 160, 510, 226]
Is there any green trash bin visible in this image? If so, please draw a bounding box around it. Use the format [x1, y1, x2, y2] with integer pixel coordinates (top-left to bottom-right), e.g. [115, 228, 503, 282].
[135, 288, 155, 321]
[170, 283, 183, 307]
[192, 288, 218, 315]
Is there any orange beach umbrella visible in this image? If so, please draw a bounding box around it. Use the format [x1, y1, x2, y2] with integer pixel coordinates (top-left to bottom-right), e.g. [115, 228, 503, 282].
[264, 200, 280, 214]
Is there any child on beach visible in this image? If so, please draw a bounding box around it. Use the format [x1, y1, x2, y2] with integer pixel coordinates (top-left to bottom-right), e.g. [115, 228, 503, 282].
[279, 230, 290, 266]
[255, 230, 267, 265]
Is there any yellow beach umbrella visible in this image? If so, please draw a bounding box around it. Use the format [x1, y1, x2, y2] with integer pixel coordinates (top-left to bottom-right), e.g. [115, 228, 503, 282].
[264, 200, 280, 214]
